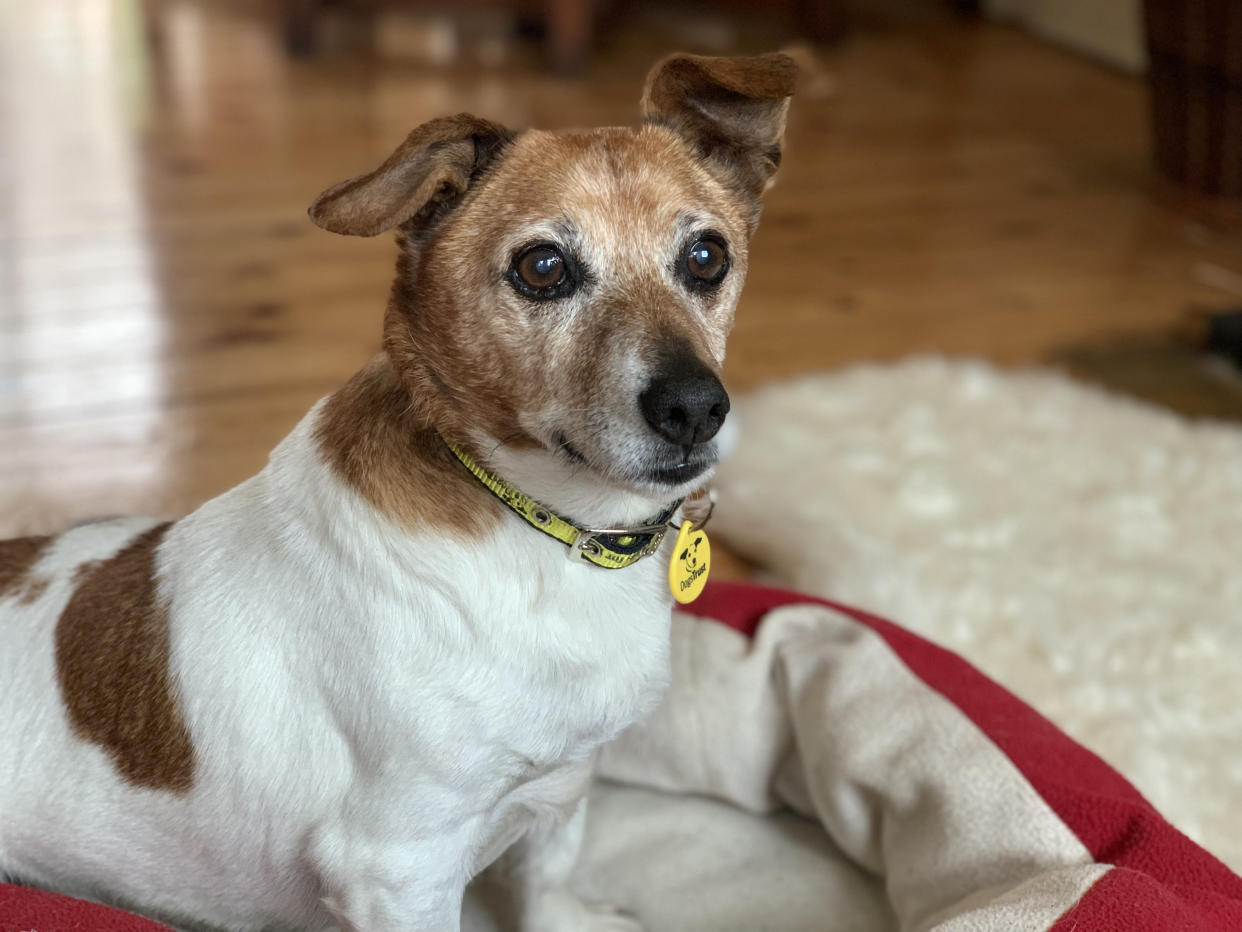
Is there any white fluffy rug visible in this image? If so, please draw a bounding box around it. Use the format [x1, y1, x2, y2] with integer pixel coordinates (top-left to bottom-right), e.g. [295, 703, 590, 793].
[713, 357, 1242, 872]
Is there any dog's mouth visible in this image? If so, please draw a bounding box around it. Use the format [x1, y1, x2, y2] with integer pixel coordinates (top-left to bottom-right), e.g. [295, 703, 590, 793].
[550, 431, 714, 488]
[642, 457, 711, 486]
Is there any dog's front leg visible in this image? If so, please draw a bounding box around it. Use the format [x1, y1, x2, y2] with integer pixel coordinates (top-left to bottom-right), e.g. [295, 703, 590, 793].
[321, 866, 464, 932]
[312, 823, 469, 932]
[505, 795, 643, 932]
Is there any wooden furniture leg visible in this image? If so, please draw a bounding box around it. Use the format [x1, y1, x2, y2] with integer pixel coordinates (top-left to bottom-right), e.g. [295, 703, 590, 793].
[546, 0, 592, 74]
[793, 0, 848, 43]
[284, 0, 321, 56]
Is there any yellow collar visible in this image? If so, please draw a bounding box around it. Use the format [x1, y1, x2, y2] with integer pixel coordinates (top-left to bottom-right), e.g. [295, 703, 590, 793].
[444, 440, 681, 569]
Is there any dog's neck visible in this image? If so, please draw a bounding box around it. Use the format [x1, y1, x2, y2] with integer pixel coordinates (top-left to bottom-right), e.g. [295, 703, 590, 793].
[315, 356, 677, 538]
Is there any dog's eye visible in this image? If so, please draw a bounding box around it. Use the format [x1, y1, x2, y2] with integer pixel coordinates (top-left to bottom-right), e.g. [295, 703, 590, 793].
[683, 236, 729, 290]
[518, 247, 564, 288]
[510, 244, 575, 299]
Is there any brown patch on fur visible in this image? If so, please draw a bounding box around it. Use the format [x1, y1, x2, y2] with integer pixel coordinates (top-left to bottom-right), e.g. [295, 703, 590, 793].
[314, 355, 504, 535]
[0, 535, 53, 605]
[55, 522, 196, 793]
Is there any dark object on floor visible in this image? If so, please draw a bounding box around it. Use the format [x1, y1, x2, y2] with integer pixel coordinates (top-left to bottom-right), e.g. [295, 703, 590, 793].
[1204, 309, 1242, 369]
[1049, 332, 1242, 423]
[1144, 0, 1242, 225]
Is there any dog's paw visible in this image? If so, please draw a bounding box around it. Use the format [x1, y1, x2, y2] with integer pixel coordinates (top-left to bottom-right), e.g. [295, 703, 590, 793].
[521, 890, 643, 932]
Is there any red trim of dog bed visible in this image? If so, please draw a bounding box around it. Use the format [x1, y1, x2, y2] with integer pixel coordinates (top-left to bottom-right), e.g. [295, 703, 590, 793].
[689, 580, 1242, 930]
[0, 881, 170, 932]
[1048, 866, 1242, 931]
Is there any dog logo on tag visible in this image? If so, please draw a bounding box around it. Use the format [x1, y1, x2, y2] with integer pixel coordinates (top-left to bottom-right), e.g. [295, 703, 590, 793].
[668, 523, 711, 604]
[681, 537, 703, 571]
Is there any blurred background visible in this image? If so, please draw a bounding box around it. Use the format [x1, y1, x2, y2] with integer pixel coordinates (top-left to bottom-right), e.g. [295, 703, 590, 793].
[2, 0, 1241, 529]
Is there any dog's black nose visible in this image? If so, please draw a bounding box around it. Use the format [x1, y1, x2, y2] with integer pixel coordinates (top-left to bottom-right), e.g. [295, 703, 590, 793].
[640, 359, 730, 447]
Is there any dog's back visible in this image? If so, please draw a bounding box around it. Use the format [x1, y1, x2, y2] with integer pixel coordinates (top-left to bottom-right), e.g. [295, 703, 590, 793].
[0, 519, 200, 900]
[0, 500, 336, 928]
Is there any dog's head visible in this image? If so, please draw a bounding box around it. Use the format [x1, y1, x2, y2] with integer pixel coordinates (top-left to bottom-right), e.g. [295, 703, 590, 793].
[310, 53, 795, 498]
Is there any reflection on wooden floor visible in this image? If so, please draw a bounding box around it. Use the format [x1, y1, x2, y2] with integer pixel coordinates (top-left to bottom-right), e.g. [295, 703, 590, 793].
[3, 0, 1242, 538]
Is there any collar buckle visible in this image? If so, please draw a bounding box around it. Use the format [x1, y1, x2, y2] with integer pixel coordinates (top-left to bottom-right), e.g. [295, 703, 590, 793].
[568, 523, 669, 565]
[569, 528, 605, 564]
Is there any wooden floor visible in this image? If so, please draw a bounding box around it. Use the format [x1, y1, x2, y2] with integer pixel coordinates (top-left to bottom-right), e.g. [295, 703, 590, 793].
[3, 0, 1242, 538]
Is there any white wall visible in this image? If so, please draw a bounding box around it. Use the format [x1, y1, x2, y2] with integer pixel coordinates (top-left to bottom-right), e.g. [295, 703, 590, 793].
[985, 0, 1147, 73]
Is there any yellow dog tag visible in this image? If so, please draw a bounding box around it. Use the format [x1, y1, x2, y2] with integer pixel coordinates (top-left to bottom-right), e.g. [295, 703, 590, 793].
[668, 521, 711, 604]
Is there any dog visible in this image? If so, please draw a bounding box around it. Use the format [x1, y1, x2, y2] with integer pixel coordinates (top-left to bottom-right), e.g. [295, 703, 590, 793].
[0, 52, 795, 931]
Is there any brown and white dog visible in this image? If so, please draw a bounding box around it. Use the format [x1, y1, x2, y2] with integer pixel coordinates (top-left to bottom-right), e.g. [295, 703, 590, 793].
[0, 53, 795, 931]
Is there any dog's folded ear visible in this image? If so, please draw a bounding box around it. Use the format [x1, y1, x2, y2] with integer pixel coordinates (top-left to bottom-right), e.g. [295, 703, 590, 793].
[309, 114, 512, 237]
[642, 53, 797, 227]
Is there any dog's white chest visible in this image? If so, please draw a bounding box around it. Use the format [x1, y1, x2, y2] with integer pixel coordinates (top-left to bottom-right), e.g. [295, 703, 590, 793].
[397, 518, 675, 769]
[440, 546, 674, 872]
